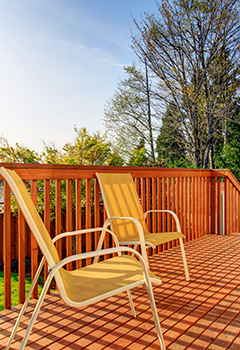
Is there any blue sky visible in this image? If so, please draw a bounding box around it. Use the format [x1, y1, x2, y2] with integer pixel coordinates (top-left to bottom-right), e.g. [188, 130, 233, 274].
[0, 0, 157, 152]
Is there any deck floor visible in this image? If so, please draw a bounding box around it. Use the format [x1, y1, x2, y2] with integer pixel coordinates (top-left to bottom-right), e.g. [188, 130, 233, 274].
[1, 234, 240, 349]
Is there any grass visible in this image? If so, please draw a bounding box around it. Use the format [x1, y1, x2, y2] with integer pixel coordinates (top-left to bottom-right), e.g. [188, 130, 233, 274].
[0, 272, 47, 311]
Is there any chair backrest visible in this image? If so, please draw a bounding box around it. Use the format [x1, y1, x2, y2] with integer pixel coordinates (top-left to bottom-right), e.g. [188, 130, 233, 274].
[96, 173, 148, 241]
[0, 167, 60, 269]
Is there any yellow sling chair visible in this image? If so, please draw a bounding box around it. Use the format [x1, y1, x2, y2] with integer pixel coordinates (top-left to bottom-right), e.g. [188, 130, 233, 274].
[1, 167, 166, 350]
[95, 172, 189, 281]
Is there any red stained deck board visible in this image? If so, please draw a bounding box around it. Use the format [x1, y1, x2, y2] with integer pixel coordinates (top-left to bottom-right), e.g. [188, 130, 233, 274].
[1, 234, 240, 349]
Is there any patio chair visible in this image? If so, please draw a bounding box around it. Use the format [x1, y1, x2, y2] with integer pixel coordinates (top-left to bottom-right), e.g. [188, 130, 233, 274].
[1, 167, 166, 350]
[95, 172, 190, 281]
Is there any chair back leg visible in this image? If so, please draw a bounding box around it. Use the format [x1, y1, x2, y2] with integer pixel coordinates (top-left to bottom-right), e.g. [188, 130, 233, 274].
[127, 290, 136, 318]
[179, 237, 190, 281]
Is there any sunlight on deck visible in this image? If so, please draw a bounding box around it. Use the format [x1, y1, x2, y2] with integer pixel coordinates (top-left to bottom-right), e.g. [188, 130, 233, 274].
[1, 234, 240, 349]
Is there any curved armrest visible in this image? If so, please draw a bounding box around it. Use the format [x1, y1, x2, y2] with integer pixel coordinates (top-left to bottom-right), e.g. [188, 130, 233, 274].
[49, 246, 149, 279]
[144, 210, 182, 233]
[52, 227, 119, 247]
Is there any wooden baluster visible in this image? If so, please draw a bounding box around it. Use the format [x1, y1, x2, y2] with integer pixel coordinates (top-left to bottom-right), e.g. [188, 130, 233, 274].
[175, 177, 180, 243]
[94, 179, 100, 249]
[192, 177, 195, 239]
[85, 179, 92, 265]
[75, 179, 82, 268]
[44, 179, 51, 292]
[180, 177, 183, 238]
[152, 178, 157, 253]
[55, 179, 62, 260]
[141, 178, 146, 213]
[237, 190, 240, 233]
[200, 177, 204, 236]
[18, 207, 25, 304]
[206, 178, 210, 234]
[162, 178, 166, 251]
[157, 178, 162, 252]
[187, 177, 191, 241]
[184, 177, 187, 241]
[66, 179, 72, 270]
[217, 178, 221, 235]
[197, 177, 201, 238]
[4, 181, 11, 309]
[167, 177, 171, 234]
[211, 177, 216, 234]
[172, 178, 176, 247]
[230, 183, 233, 234]
[31, 180, 38, 299]
[233, 187, 236, 233]
[146, 178, 151, 233]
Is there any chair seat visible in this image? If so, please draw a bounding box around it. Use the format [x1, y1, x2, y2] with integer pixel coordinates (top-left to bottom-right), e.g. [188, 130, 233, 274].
[118, 231, 185, 247]
[60, 255, 161, 303]
[145, 231, 185, 246]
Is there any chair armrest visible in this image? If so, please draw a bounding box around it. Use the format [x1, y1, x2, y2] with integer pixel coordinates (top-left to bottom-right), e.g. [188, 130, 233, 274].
[52, 227, 119, 246]
[49, 246, 149, 278]
[144, 210, 182, 233]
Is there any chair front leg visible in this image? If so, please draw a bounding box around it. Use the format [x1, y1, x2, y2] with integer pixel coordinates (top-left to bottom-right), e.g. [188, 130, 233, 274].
[19, 271, 54, 350]
[145, 282, 166, 350]
[6, 257, 45, 350]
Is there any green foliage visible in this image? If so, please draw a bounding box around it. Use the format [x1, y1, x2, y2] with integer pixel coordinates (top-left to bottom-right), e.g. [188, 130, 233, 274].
[0, 272, 45, 310]
[0, 127, 124, 221]
[0, 136, 41, 163]
[128, 147, 148, 167]
[132, 0, 240, 168]
[156, 105, 188, 165]
[41, 126, 124, 166]
[214, 120, 240, 180]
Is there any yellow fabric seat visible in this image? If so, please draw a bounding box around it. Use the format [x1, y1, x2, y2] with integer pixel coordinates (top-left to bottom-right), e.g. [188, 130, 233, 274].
[125, 231, 185, 246]
[0, 167, 166, 350]
[96, 172, 189, 281]
[60, 255, 159, 303]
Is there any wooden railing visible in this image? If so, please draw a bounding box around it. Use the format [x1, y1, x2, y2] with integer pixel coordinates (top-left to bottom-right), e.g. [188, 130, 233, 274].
[0, 163, 240, 309]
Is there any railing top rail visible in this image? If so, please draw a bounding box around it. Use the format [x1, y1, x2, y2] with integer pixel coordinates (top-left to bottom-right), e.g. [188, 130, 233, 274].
[0, 163, 230, 180]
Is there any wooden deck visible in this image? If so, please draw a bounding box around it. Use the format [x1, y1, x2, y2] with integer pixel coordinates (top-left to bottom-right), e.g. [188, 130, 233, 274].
[1, 234, 240, 350]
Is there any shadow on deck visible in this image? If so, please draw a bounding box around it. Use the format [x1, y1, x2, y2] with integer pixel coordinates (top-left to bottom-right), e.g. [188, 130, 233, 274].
[1, 234, 240, 350]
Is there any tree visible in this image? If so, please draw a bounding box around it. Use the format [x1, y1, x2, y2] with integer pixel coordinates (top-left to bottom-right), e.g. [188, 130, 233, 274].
[214, 118, 240, 180]
[104, 63, 160, 163]
[0, 136, 41, 163]
[41, 127, 124, 166]
[61, 126, 124, 166]
[131, 0, 240, 168]
[156, 104, 188, 165]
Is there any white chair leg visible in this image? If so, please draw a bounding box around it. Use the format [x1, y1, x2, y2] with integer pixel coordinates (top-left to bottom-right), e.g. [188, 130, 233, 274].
[141, 244, 150, 270]
[179, 237, 190, 281]
[145, 283, 166, 350]
[18, 272, 53, 350]
[6, 257, 45, 350]
[127, 290, 136, 318]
